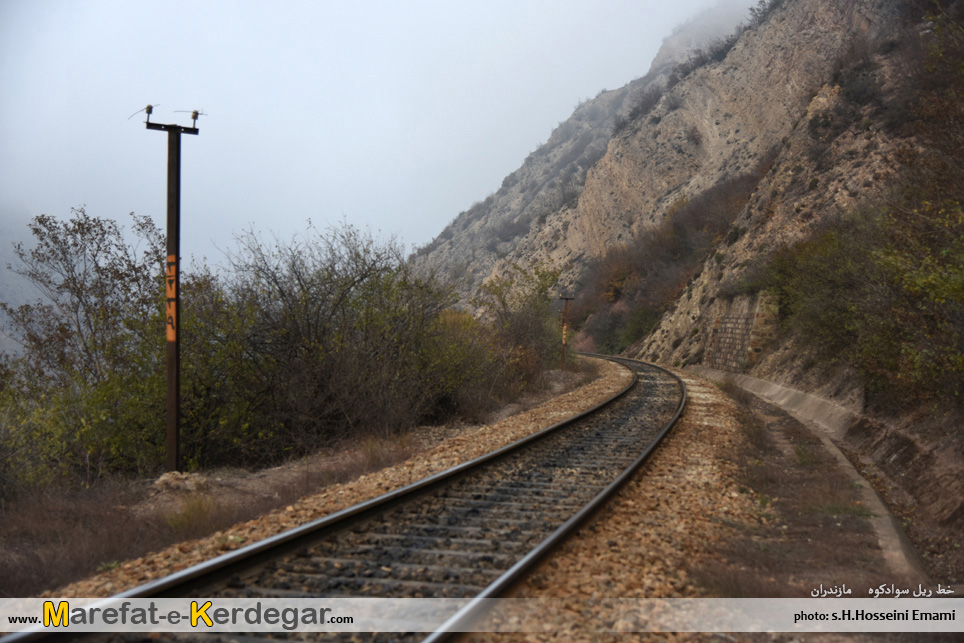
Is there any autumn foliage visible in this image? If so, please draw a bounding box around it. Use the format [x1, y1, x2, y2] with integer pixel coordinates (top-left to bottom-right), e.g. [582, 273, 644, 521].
[0, 217, 561, 499]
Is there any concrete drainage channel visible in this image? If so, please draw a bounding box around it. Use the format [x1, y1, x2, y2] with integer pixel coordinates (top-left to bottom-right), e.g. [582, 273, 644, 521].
[688, 365, 940, 592]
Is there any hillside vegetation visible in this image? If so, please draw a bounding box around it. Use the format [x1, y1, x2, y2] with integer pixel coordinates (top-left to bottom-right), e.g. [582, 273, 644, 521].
[608, 0, 964, 413]
[416, 0, 963, 416]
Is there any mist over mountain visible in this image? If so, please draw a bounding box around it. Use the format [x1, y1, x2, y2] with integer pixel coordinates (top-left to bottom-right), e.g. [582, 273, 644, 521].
[649, 0, 752, 74]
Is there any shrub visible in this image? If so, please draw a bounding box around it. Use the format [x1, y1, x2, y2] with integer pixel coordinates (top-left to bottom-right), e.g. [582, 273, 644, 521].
[766, 202, 964, 409]
[581, 308, 624, 355]
[217, 225, 476, 456]
[0, 215, 560, 500]
[618, 304, 661, 351]
[572, 155, 777, 354]
[759, 5, 964, 412]
[838, 62, 881, 106]
[627, 86, 664, 123]
[0, 209, 167, 489]
[494, 216, 530, 243]
[670, 25, 746, 82]
[719, 258, 770, 299]
[748, 0, 784, 27]
[612, 116, 630, 136]
[686, 126, 703, 146]
[579, 300, 660, 356]
[472, 261, 563, 378]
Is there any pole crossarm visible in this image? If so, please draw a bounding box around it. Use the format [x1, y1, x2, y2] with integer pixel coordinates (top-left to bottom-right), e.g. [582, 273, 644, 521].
[145, 122, 199, 135]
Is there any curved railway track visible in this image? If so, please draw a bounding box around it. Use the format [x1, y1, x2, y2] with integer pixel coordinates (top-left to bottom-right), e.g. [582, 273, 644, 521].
[4, 356, 685, 642]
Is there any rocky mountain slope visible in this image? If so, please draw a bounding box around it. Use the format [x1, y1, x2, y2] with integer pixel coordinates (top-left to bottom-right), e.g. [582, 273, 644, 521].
[415, 0, 964, 581]
[623, 0, 964, 577]
[414, 0, 891, 297]
[410, 0, 748, 296]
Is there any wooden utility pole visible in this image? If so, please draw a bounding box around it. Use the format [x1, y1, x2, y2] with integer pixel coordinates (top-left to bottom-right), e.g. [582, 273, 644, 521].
[560, 295, 574, 369]
[143, 106, 199, 472]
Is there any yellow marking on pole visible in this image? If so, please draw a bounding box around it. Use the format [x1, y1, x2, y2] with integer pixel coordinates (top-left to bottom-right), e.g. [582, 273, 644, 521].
[166, 254, 177, 342]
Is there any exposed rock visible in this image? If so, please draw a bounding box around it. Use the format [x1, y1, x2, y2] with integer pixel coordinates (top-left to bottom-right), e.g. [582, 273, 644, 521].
[153, 471, 209, 494]
[411, 1, 748, 296]
[415, 0, 895, 300]
[414, 0, 963, 590]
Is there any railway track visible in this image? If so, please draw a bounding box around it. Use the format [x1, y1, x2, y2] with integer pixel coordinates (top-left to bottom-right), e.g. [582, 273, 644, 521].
[5, 356, 685, 642]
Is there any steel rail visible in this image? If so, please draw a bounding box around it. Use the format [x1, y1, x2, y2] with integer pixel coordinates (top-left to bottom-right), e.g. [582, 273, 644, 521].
[1, 356, 642, 643]
[421, 356, 687, 641]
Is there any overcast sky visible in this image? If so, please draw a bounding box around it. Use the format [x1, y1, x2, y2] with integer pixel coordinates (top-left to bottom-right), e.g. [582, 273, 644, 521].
[1, 0, 728, 264]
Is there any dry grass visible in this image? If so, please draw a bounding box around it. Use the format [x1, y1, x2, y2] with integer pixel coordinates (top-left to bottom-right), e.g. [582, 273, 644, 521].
[0, 429, 418, 598]
[1, 481, 166, 598]
[0, 431, 421, 598]
[0, 475, 309, 598]
[360, 432, 417, 471]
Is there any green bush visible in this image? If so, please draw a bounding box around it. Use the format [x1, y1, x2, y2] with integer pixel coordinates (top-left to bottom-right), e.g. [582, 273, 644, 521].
[0, 209, 167, 489]
[572, 159, 776, 355]
[768, 5, 964, 409]
[767, 201, 963, 409]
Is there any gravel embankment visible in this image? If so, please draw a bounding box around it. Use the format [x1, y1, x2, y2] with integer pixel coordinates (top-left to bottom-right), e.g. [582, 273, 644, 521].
[462, 370, 758, 641]
[46, 361, 917, 641]
[48, 359, 636, 598]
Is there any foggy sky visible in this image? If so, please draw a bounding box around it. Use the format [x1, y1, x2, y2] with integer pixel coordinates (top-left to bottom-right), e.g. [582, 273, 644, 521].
[1, 0, 731, 266]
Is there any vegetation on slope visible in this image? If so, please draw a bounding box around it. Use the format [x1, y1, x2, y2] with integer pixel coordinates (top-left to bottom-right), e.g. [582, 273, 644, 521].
[580, 0, 963, 420]
[764, 1, 964, 412]
[573, 150, 778, 355]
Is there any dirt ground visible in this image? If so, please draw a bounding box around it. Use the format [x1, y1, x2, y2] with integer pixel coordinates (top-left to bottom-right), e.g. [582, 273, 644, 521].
[696, 390, 913, 598]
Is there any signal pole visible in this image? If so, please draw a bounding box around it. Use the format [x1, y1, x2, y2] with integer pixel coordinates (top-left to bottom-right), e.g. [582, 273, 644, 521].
[559, 294, 574, 369]
[143, 106, 200, 472]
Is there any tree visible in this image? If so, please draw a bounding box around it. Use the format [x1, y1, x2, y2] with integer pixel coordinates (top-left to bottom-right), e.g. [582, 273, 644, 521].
[214, 223, 469, 455]
[748, 0, 782, 27]
[473, 261, 562, 377]
[0, 208, 167, 487]
[1, 208, 164, 389]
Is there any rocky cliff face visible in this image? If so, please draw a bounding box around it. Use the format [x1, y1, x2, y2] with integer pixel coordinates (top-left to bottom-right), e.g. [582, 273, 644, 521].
[411, 1, 747, 295]
[416, 0, 964, 576]
[619, 0, 964, 563]
[415, 0, 906, 350]
[415, 0, 896, 296]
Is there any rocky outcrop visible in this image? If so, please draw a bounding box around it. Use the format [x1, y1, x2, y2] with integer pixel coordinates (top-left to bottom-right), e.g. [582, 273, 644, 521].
[416, 0, 896, 299]
[618, 0, 964, 566]
[411, 1, 748, 296]
[416, 0, 964, 567]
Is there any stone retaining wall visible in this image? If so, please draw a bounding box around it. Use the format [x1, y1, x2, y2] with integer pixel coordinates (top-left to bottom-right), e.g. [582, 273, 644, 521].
[703, 291, 778, 371]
